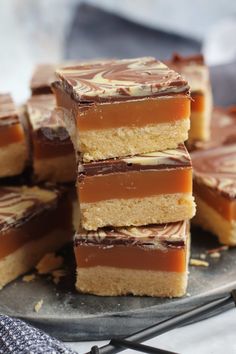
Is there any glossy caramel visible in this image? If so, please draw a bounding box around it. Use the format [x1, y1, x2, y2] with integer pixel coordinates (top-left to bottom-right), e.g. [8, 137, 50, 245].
[0, 124, 25, 147]
[194, 182, 236, 221]
[0, 194, 72, 260]
[54, 86, 190, 131]
[77, 96, 190, 131]
[191, 93, 205, 113]
[78, 168, 192, 203]
[75, 244, 187, 272]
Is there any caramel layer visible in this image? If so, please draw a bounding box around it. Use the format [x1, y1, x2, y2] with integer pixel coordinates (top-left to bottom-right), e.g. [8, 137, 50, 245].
[75, 245, 186, 272]
[54, 86, 190, 131]
[0, 124, 25, 147]
[0, 194, 72, 260]
[79, 168, 192, 203]
[33, 137, 74, 159]
[77, 96, 190, 131]
[194, 182, 236, 221]
[191, 93, 204, 113]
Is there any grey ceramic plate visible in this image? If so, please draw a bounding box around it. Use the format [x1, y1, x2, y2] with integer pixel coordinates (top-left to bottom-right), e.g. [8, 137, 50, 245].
[0, 227, 235, 341]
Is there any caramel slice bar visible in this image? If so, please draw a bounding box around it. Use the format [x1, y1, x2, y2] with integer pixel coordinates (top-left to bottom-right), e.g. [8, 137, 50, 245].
[168, 54, 213, 144]
[26, 94, 76, 182]
[30, 64, 57, 95]
[192, 144, 236, 245]
[0, 185, 72, 288]
[52, 57, 190, 162]
[0, 94, 27, 178]
[78, 144, 195, 230]
[190, 106, 236, 150]
[75, 221, 190, 297]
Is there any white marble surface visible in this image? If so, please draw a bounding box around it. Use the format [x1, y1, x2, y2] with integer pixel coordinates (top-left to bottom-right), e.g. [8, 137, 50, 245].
[66, 308, 236, 353]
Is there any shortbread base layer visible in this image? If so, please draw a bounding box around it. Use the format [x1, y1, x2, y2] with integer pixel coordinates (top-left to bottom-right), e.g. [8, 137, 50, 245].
[67, 116, 190, 162]
[0, 141, 27, 178]
[193, 195, 236, 246]
[0, 228, 70, 288]
[76, 266, 188, 297]
[80, 193, 196, 230]
[34, 154, 76, 183]
[188, 112, 209, 143]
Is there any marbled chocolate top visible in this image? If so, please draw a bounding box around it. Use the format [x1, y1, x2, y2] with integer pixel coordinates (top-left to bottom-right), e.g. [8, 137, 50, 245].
[26, 94, 70, 141]
[78, 143, 191, 178]
[75, 221, 188, 249]
[30, 64, 57, 94]
[0, 186, 58, 232]
[30, 61, 97, 95]
[191, 107, 236, 150]
[0, 94, 19, 126]
[192, 144, 236, 199]
[55, 57, 190, 103]
[167, 54, 210, 94]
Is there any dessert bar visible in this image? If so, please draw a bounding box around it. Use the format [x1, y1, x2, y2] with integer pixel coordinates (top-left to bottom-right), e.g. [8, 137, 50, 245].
[53, 57, 191, 161]
[74, 221, 190, 297]
[30, 64, 57, 95]
[78, 144, 195, 230]
[190, 106, 236, 150]
[192, 144, 236, 245]
[168, 54, 213, 144]
[0, 94, 27, 178]
[0, 186, 73, 288]
[26, 94, 76, 182]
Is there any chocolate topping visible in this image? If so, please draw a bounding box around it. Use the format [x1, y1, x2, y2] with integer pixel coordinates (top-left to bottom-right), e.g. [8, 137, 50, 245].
[75, 221, 188, 250]
[191, 107, 236, 150]
[26, 94, 70, 142]
[78, 143, 191, 180]
[55, 57, 190, 103]
[167, 53, 210, 94]
[0, 186, 59, 232]
[192, 144, 236, 200]
[30, 64, 57, 95]
[0, 94, 19, 126]
[170, 53, 205, 66]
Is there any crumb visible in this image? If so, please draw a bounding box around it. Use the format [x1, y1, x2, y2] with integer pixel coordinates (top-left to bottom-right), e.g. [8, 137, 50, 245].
[36, 253, 64, 274]
[34, 299, 43, 313]
[186, 293, 191, 297]
[22, 274, 36, 282]
[199, 253, 206, 260]
[51, 269, 66, 284]
[209, 252, 221, 259]
[190, 258, 209, 267]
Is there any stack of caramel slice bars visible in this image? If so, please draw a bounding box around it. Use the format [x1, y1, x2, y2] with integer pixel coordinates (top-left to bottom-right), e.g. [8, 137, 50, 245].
[191, 107, 236, 246]
[0, 93, 27, 178]
[167, 55, 236, 246]
[0, 92, 74, 288]
[167, 54, 213, 147]
[26, 63, 77, 183]
[53, 57, 196, 297]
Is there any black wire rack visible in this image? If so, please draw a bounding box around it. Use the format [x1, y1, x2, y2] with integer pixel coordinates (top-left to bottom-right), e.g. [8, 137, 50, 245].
[88, 290, 236, 354]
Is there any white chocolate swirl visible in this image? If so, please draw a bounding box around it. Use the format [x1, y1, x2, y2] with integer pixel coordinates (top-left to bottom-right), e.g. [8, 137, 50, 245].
[123, 144, 191, 167]
[27, 95, 70, 141]
[76, 221, 188, 249]
[0, 186, 57, 232]
[56, 57, 189, 102]
[192, 144, 236, 199]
